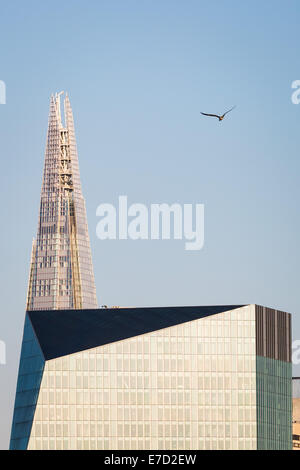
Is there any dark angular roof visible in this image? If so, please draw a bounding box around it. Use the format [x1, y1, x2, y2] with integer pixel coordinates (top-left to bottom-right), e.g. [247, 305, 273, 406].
[28, 305, 245, 360]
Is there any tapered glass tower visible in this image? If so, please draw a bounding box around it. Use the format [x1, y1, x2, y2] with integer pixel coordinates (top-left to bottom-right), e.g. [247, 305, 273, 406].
[26, 92, 97, 310]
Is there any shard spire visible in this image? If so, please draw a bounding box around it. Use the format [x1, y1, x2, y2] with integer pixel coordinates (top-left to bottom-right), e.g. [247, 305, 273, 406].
[26, 92, 98, 310]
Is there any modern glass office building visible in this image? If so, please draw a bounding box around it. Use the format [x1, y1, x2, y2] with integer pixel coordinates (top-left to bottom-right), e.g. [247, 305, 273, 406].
[10, 304, 292, 450]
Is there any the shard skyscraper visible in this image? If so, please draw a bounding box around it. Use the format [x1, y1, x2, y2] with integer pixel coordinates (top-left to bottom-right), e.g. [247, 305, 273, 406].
[26, 92, 97, 310]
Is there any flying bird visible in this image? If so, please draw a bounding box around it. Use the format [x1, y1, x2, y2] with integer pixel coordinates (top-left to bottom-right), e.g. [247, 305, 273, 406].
[200, 106, 236, 121]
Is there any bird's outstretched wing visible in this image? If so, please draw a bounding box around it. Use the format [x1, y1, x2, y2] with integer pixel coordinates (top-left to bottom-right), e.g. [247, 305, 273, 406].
[200, 112, 220, 119]
[222, 105, 236, 117]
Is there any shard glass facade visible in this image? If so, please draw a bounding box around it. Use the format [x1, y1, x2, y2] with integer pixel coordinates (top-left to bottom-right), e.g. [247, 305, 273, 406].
[26, 92, 97, 310]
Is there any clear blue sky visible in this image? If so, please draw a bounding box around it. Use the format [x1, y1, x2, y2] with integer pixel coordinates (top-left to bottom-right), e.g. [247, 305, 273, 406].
[0, 0, 300, 448]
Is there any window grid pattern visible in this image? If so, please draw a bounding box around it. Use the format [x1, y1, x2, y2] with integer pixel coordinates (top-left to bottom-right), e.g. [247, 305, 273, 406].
[27, 306, 257, 450]
[256, 356, 292, 450]
[26, 92, 97, 311]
